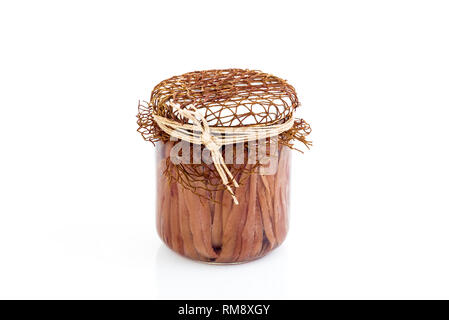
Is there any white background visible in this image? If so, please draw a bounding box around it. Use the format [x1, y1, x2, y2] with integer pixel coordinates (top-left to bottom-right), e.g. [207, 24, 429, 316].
[0, 0, 448, 299]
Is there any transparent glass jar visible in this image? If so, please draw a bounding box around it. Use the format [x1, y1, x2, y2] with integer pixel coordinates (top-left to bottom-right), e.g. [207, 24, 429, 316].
[155, 140, 291, 264]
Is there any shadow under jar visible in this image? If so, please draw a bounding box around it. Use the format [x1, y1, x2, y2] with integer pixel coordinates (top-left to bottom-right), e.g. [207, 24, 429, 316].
[156, 141, 291, 264]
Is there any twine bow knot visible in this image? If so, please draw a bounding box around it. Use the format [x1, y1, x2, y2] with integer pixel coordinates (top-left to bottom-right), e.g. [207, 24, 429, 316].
[201, 132, 219, 152]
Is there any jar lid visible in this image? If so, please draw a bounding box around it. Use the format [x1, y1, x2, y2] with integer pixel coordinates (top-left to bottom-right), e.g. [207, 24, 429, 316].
[150, 69, 299, 127]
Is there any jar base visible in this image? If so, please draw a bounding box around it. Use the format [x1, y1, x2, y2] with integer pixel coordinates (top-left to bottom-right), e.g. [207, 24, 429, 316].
[160, 239, 282, 265]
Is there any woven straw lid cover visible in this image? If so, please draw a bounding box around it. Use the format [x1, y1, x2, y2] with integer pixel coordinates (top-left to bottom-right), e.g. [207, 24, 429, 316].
[149, 68, 299, 128]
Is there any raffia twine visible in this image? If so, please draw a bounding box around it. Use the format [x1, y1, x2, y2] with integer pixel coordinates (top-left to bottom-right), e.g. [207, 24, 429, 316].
[153, 102, 295, 204]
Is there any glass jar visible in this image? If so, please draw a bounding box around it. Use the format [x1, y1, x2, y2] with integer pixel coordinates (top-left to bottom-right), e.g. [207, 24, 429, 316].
[137, 69, 311, 264]
[155, 141, 291, 264]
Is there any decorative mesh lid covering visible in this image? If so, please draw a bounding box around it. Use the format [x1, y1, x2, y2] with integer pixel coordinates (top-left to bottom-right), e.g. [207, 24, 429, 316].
[137, 68, 311, 198]
[149, 68, 299, 127]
